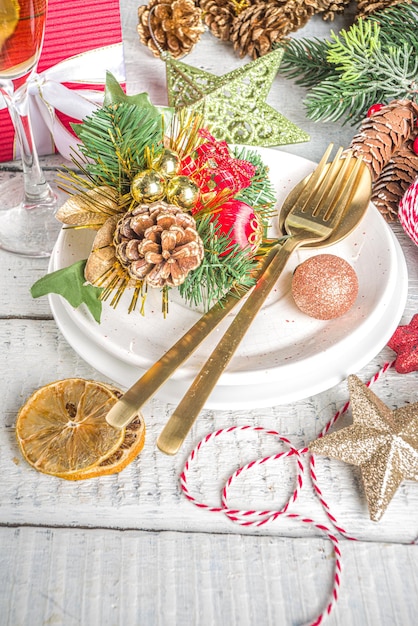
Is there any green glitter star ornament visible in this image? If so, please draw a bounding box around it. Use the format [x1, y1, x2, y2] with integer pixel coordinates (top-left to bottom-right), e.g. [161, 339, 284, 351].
[164, 49, 309, 147]
[309, 375, 418, 522]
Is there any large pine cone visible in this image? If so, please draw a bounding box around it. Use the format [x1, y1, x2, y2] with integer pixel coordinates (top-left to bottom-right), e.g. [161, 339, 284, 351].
[350, 99, 418, 182]
[199, 0, 238, 41]
[138, 0, 205, 58]
[114, 201, 204, 288]
[350, 99, 418, 221]
[371, 129, 418, 221]
[230, 0, 317, 59]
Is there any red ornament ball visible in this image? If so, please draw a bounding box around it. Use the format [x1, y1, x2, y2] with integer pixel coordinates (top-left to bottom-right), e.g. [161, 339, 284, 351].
[413, 135, 418, 155]
[291, 254, 359, 320]
[366, 103, 384, 117]
[399, 178, 418, 246]
[214, 199, 262, 255]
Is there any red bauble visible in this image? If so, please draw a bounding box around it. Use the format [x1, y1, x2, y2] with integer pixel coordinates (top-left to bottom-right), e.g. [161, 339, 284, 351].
[366, 103, 384, 117]
[413, 136, 418, 155]
[214, 199, 262, 255]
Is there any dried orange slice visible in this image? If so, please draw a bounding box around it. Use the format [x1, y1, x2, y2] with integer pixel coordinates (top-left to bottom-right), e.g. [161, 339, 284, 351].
[0, 0, 20, 50]
[16, 379, 145, 480]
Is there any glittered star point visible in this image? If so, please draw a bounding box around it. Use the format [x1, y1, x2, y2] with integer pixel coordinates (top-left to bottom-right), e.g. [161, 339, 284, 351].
[387, 314, 418, 373]
[309, 375, 418, 521]
[165, 49, 309, 147]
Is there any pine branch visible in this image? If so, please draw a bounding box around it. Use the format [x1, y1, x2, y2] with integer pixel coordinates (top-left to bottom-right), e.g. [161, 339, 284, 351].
[73, 103, 164, 193]
[179, 215, 256, 309]
[278, 0, 418, 125]
[280, 38, 334, 88]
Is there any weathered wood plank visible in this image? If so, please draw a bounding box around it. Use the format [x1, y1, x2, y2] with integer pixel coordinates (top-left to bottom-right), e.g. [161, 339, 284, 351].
[0, 526, 417, 626]
[1, 319, 417, 541]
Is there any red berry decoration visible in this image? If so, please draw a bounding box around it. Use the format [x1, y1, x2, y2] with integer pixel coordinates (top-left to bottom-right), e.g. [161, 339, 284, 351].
[214, 199, 262, 255]
[366, 103, 384, 117]
[291, 254, 359, 320]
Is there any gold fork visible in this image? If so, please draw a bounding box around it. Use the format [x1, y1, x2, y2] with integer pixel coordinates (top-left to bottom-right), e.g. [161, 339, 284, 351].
[156, 146, 367, 454]
[105, 150, 335, 432]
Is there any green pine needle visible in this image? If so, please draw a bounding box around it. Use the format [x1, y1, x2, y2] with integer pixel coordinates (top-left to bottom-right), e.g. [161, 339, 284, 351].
[178, 215, 257, 309]
[278, 0, 418, 125]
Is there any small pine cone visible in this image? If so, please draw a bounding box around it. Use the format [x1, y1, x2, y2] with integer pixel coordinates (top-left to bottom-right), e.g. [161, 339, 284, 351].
[356, 0, 411, 20]
[230, 0, 316, 59]
[137, 0, 205, 58]
[199, 0, 238, 41]
[114, 201, 204, 288]
[371, 129, 418, 221]
[316, 0, 351, 21]
[350, 99, 418, 182]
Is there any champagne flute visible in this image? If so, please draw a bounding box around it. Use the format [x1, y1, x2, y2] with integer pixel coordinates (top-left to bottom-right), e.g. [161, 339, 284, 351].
[0, 0, 61, 257]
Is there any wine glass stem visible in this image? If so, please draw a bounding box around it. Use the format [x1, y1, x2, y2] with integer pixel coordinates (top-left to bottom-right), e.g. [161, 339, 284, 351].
[0, 79, 50, 202]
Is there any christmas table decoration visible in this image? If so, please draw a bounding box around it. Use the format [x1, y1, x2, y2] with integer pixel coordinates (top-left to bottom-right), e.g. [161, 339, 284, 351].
[32, 74, 278, 319]
[387, 314, 418, 373]
[165, 48, 309, 146]
[399, 177, 418, 245]
[0, 0, 126, 162]
[309, 374, 418, 521]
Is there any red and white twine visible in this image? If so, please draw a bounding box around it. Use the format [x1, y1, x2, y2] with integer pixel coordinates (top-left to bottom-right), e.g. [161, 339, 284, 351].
[179, 361, 399, 625]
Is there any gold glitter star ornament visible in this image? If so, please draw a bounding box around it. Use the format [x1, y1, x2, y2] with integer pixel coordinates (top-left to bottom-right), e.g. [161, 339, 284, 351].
[309, 375, 418, 522]
[165, 49, 309, 147]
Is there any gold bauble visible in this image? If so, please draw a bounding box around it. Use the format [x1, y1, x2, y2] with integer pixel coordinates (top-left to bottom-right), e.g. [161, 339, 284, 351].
[166, 175, 200, 210]
[131, 170, 166, 203]
[155, 149, 180, 178]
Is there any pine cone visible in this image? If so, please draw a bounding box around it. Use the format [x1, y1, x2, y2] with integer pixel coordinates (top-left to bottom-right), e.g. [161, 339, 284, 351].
[114, 201, 204, 288]
[199, 0, 239, 41]
[350, 99, 418, 182]
[137, 0, 205, 58]
[316, 0, 351, 21]
[371, 129, 418, 221]
[230, 0, 316, 59]
[356, 0, 411, 20]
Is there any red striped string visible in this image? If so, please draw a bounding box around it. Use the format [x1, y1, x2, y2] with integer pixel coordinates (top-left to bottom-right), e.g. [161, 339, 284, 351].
[179, 361, 407, 625]
[180, 426, 340, 625]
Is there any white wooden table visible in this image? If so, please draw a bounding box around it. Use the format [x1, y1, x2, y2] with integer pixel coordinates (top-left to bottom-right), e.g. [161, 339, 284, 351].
[1, 2, 417, 625]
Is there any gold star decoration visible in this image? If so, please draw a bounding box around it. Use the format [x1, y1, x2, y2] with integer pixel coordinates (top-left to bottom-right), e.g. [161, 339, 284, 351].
[164, 49, 309, 147]
[309, 375, 418, 522]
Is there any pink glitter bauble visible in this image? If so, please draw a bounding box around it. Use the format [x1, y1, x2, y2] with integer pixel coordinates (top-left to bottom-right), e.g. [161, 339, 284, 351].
[399, 178, 418, 246]
[291, 254, 359, 320]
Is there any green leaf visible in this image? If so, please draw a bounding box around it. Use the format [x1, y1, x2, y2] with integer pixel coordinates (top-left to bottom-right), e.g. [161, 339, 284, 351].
[31, 260, 103, 323]
[102, 71, 174, 125]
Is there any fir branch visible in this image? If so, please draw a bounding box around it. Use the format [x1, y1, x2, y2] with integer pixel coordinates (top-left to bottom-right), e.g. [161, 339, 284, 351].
[179, 215, 256, 309]
[279, 37, 335, 88]
[278, 0, 418, 125]
[73, 103, 164, 193]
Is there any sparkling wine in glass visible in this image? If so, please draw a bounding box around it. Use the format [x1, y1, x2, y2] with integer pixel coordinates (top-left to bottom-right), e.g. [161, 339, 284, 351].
[0, 0, 61, 257]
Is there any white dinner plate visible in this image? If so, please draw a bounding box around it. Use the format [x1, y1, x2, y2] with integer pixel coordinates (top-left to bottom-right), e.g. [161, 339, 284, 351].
[49, 149, 408, 408]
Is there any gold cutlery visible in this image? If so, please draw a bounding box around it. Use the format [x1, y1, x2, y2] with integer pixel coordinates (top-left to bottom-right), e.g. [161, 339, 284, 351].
[156, 146, 371, 454]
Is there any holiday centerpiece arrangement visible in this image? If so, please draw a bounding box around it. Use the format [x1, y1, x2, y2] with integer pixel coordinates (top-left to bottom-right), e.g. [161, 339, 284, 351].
[33, 74, 278, 319]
